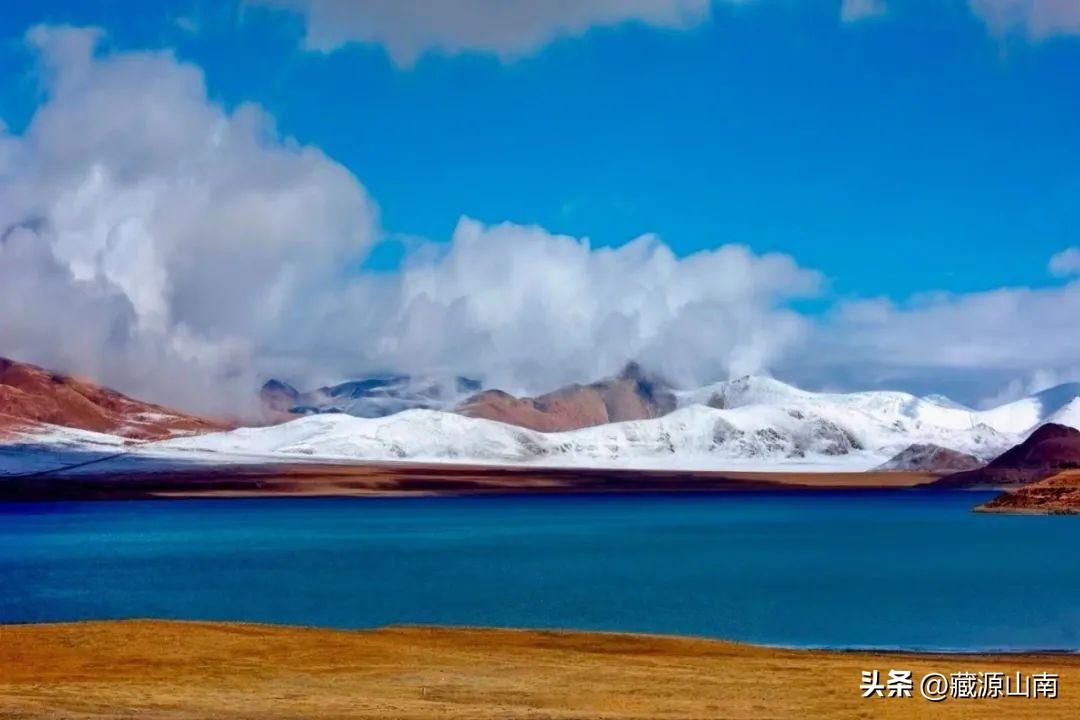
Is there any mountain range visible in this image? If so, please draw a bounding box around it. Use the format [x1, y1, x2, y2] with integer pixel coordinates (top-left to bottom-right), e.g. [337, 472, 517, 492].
[260, 374, 482, 418]
[263, 363, 1080, 437]
[3, 355, 1080, 474]
[170, 371, 1055, 471]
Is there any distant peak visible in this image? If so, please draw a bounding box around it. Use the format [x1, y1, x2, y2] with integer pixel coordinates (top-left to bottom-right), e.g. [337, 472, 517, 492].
[262, 378, 298, 392]
[617, 361, 646, 381]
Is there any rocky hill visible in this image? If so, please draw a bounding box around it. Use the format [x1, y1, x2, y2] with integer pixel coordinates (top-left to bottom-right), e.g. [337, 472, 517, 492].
[877, 444, 983, 472]
[0, 357, 225, 441]
[935, 423, 1080, 488]
[457, 363, 675, 432]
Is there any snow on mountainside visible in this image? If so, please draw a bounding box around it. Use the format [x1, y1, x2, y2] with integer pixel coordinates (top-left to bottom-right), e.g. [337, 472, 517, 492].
[974, 383, 1080, 435]
[159, 410, 541, 463]
[5, 365, 1080, 473]
[153, 374, 1080, 470]
[1045, 398, 1080, 431]
[678, 375, 981, 430]
[155, 393, 1014, 471]
[679, 376, 1080, 436]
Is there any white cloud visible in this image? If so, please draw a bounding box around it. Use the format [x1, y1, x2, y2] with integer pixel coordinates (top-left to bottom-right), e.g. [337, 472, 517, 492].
[799, 279, 1080, 404]
[1049, 246, 1080, 277]
[841, 0, 888, 23]
[4, 25, 1079, 417]
[1, 27, 824, 411]
[174, 15, 200, 34]
[968, 0, 1080, 38]
[328, 217, 822, 394]
[254, 0, 1080, 66]
[979, 366, 1080, 407]
[256, 0, 712, 65]
[1, 26, 377, 415]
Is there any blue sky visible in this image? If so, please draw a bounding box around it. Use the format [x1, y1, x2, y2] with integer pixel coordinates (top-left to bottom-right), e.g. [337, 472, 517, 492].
[3, 0, 1077, 298]
[0, 0, 1078, 409]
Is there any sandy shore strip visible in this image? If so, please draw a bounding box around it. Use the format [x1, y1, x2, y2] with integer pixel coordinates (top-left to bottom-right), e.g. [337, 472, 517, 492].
[0, 460, 939, 500]
[1, 621, 1077, 719]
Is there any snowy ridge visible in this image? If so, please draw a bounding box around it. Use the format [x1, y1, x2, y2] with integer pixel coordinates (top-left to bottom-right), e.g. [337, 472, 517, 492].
[1045, 397, 1080, 431]
[677, 376, 1080, 435]
[6, 375, 1080, 473]
[154, 398, 1013, 471]
[266, 374, 482, 417]
[974, 383, 1080, 435]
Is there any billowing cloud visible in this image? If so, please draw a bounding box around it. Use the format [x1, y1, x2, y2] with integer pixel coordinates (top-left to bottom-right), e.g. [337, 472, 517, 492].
[1049, 246, 1080, 277]
[329, 218, 821, 393]
[4, 25, 1078, 418]
[969, 0, 1080, 38]
[257, 0, 712, 65]
[0, 26, 377, 415]
[1, 25, 825, 412]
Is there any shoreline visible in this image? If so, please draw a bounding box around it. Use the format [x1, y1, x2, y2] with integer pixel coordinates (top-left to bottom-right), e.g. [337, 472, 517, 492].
[4, 617, 1076, 655]
[2, 620, 1077, 718]
[0, 460, 942, 501]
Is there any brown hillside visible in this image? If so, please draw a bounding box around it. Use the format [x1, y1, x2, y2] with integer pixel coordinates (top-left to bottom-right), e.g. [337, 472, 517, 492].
[458, 362, 676, 432]
[935, 423, 1080, 488]
[0, 356, 227, 440]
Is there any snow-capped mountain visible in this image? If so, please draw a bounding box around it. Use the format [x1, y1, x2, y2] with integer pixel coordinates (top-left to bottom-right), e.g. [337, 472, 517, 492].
[677, 376, 1080, 436]
[974, 383, 1080, 435]
[155, 374, 1064, 470]
[1045, 397, 1080, 430]
[6, 362, 1080, 473]
[260, 374, 482, 418]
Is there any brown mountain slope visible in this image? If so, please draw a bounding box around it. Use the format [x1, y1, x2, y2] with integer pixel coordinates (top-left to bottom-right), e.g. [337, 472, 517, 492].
[0, 357, 227, 440]
[934, 423, 1080, 488]
[457, 363, 676, 432]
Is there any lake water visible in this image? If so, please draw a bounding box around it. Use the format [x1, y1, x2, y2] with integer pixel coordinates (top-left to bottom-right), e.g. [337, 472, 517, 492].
[1, 490, 1078, 651]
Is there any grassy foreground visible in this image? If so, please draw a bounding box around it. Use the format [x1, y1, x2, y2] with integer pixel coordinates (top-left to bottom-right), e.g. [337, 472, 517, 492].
[2, 621, 1078, 719]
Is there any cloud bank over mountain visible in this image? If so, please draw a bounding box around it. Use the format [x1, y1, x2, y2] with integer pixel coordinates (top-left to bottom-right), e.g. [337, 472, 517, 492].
[0, 26, 822, 413]
[1, 25, 1077, 414]
[332, 218, 820, 394]
[802, 281, 1080, 405]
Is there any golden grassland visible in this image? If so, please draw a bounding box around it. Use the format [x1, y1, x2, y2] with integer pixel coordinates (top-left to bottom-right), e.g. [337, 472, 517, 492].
[2, 620, 1078, 719]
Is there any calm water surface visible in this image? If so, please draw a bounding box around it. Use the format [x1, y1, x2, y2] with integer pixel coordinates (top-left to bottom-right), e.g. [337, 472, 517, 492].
[1, 490, 1077, 650]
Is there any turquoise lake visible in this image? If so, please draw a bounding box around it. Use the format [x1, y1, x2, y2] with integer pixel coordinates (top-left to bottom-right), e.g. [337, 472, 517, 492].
[1, 490, 1078, 651]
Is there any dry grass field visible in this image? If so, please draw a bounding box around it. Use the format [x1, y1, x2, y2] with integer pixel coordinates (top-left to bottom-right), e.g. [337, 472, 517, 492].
[2, 621, 1077, 719]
